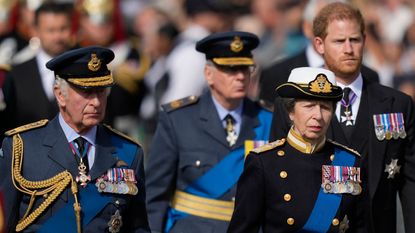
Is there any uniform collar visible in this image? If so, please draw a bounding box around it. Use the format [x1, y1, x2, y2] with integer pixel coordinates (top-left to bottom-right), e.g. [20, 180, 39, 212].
[58, 113, 97, 146]
[287, 126, 325, 154]
[211, 95, 243, 123]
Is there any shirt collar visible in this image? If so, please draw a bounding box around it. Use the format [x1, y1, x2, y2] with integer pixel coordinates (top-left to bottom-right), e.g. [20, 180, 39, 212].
[211, 95, 243, 124]
[287, 126, 325, 154]
[336, 73, 363, 99]
[58, 113, 97, 146]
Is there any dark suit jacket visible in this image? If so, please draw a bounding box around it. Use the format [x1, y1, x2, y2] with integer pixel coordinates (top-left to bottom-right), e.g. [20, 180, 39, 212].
[145, 91, 272, 233]
[228, 140, 366, 233]
[3, 57, 58, 131]
[0, 117, 150, 233]
[269, 77, 415, 233]
[259, 50, 380, 103]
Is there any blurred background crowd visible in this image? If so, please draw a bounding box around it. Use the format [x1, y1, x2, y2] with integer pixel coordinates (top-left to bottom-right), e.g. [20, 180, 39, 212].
[1, 0, 415, 152]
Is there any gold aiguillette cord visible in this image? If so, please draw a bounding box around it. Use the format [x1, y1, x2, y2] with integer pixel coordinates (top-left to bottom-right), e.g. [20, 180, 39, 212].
[11, 134, 82, 233]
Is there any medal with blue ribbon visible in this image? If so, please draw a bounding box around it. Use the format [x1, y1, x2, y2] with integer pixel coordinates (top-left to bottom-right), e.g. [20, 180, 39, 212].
[373, 113, 406, 141]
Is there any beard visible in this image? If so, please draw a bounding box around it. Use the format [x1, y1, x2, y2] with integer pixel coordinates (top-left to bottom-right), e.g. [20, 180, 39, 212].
[325, 55, 362, 78]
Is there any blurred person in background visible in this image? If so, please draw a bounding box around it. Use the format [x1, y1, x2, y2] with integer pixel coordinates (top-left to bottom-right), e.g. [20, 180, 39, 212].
[157, 0, 233, 106]
[76, 0, 152, 140]
[2, 2, 74, 137]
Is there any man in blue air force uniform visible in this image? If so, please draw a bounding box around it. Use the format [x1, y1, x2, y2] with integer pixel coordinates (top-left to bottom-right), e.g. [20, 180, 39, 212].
[0, 46, 150, 233]
[145, 31, 273, 233]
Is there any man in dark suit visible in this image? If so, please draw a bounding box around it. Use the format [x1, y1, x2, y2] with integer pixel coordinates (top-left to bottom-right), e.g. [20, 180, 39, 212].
[270, 3, 415, 233]
[145, 31, 273, 233]
[0, 46, 150, 232]
[2, 2, 74, 133]
[258, 0, 379, 104]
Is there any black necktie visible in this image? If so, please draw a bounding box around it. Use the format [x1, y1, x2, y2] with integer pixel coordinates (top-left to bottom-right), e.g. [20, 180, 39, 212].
[340, 87, 354, 140]
[74, 137, 89, 172]
[224, 114, 237, 146]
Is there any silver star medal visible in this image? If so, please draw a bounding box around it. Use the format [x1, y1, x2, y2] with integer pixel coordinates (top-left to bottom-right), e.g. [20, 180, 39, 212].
[339, 215, 349, 233]
[384, 159, 401, 179]
[108, 210, 123, 233]
[341, 110, 354, 126]
[226, 131, 237, 146]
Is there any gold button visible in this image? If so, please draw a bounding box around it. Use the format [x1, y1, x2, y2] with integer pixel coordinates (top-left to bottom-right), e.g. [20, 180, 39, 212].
[280, 171, 288, 179]
[287, 217, 295, 225]
[283, 194, 291, 201]
[277, 150, 285, 156]
[330, 154, 335, 161]
[195, 160, 201, 166]
[332, 218, 339, 226]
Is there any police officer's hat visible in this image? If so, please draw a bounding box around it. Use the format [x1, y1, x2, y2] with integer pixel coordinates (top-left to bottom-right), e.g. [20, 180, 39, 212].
[196, 31, 259, 66]
[276, 67, 343, 101]
[46, 46, 115, 89]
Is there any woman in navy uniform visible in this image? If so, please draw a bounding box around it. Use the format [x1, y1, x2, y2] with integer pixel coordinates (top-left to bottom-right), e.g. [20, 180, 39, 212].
[228, 67, 367, 233]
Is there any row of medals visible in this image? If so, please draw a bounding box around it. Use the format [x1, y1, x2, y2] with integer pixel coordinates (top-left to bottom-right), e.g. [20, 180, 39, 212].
[322, 181, 362, 195]
[375, 125, 406, 141]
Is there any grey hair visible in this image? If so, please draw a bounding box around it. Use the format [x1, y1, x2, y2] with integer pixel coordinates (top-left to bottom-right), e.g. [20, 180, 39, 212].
[54, 76, 69, 98]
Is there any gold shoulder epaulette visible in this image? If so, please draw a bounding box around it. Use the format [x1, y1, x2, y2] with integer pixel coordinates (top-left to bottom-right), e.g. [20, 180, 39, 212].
[258, 99, 274, 112]
[103, 124, 141, 146]
[162, 95, 199, 112]
[251, 138, 285, 154]
[5, 119, 48, 136]
[327, 139, 361, 157]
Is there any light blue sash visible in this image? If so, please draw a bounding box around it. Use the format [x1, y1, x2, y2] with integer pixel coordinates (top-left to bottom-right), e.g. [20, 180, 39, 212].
[299, 147, 356, 233]
[165, 110, 272, 232]
[38, 135, 138, 233]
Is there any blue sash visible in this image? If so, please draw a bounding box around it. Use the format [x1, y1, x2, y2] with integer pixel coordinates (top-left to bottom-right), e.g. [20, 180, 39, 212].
[299, 147, 356, 233]
[38, 135, 138, 233]
[165, 110, 272, 232]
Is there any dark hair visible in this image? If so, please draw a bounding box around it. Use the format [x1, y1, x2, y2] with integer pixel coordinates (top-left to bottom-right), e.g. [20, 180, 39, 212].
[282, 97, 336, 114]
[34, 2, 73, 26]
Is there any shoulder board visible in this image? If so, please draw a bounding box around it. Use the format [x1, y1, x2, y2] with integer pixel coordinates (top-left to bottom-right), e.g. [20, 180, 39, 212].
[251, 138, 285, 154]
[257, 99, 274, 112]
[103, 124, 141, 146]
[327, 139, 361, 157]
[162, 95, 199, 112]
[5, 119, 48, 136]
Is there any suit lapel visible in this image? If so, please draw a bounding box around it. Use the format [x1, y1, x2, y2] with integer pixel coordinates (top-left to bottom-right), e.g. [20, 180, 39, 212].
[199, 93, 229, 147]
[348, 87, 369, 154]
[44, 118, 78, 177]
[43, 117, 78, 202]
[89, 126, 117, 181]
[364, 82, 391, 198]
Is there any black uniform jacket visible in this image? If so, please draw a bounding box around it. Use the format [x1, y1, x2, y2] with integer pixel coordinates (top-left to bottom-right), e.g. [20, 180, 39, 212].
[269, 77, 415, 233]
[3, 57, 58, 131]
[0, 117, 150, 233]
[228, 138, 367, 233]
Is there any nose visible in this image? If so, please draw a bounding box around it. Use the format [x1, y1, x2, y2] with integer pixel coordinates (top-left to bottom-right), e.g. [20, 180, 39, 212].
[90, 92, 102, 107]
[344, 40, 353, 54]
[312, 105, 323, 120]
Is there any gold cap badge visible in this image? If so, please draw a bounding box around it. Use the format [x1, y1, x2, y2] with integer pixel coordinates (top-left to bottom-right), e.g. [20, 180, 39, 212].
[230, 36, 243, 53]
[308, 74, 333, 93]
[88, 53, 101, 71]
